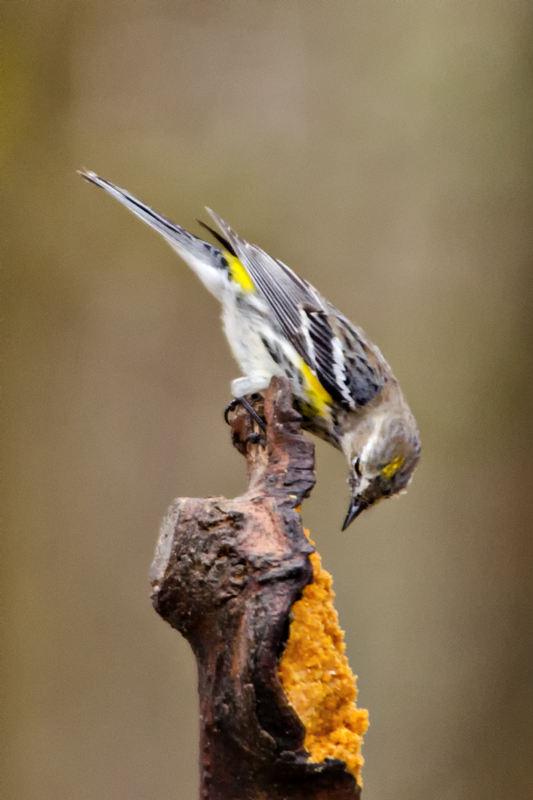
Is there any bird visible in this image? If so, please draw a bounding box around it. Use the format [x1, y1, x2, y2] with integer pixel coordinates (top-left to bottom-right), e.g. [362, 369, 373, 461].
[80, 171, 420, 530]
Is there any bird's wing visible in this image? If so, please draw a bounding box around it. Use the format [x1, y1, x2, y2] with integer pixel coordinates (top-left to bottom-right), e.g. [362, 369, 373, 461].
[325, 309, 386, 408]
[208, 209, 384, 410]
[207, 209, 316, 337]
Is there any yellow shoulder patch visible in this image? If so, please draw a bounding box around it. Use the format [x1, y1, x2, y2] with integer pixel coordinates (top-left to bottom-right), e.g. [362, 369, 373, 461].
[225, 253, 256, 293]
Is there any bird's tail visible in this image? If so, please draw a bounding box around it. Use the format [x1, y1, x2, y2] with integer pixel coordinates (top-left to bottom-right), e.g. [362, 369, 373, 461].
[79, 171, 228, 298]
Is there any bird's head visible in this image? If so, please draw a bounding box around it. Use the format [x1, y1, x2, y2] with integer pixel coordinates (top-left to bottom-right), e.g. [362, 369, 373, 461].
[341, 409, 421, 530]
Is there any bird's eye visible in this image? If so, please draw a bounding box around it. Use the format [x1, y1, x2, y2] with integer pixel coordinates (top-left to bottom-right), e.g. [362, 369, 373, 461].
[353, 457, 362, 478]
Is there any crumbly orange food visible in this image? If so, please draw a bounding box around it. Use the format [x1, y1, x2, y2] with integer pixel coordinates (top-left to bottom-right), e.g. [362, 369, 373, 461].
[278, 530, 368, 785]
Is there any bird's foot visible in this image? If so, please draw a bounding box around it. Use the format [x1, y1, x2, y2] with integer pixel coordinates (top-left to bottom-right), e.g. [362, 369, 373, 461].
[224, 396, 267, 431]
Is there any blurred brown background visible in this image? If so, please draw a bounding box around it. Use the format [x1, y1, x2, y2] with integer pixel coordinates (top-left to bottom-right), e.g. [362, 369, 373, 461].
[2, 2, 532, 799]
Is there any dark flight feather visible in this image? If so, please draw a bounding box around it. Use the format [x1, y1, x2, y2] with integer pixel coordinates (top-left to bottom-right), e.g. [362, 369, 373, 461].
[197, 220, 237, 257]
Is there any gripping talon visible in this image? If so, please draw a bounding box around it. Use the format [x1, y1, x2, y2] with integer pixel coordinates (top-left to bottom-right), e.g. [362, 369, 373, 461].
[224, 398, 239, 426]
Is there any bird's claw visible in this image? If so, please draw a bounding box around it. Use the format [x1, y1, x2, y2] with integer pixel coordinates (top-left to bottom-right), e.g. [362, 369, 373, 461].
[224, 398, 240, 426]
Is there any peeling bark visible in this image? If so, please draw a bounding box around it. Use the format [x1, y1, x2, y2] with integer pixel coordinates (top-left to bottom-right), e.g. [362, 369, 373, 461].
[151, 377, 360, 800]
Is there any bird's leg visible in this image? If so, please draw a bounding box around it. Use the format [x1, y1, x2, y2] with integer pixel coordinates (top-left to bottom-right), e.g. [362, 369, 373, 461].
[240, 397, 267, 431]
[224, 396, 267, 432]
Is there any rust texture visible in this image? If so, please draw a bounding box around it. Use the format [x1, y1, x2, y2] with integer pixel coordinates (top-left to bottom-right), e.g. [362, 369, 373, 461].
[150, 377, 360, 800]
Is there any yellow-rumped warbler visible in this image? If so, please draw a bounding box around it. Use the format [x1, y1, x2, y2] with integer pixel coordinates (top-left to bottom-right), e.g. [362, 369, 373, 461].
[81, 171, 420, 529]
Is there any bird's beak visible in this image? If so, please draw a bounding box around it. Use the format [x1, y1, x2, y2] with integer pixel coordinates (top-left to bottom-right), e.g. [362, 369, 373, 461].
[341, 497, 368, 531]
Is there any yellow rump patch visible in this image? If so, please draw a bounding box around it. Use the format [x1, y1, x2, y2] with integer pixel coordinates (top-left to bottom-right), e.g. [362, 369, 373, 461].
[225, 253, 256, 293]
[221, 256, 332, 419]
[300, 361, 333, 417]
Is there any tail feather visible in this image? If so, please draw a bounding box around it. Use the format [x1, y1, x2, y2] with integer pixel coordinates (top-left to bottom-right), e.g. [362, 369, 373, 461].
[79, 171, 228, 298]
[79, 171, 203, 249]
